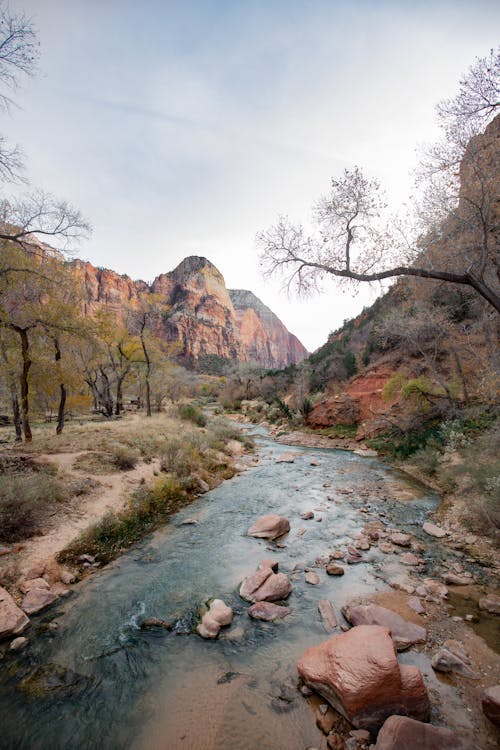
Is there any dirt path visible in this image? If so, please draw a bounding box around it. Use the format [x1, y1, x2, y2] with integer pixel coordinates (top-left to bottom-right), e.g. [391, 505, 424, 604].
[14, 452, 161, 576]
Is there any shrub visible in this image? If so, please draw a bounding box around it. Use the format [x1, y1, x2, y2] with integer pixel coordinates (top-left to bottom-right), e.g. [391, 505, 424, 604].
[109, 444, 139, 470]
[0, 471, 65, 543]
[177, 403, 207, 427]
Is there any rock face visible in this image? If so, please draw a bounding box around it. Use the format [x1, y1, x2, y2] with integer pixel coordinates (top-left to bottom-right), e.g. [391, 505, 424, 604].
[72, 255, 307, 368]
[248, 514, 290, 539]
[0, 586, 29, 638]
[341, 604, 427, 651]
[375, 715, 475, 750]
[297, 625, 429, 732]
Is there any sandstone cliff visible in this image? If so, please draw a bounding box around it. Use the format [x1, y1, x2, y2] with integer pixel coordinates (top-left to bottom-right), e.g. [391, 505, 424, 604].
[71, 255, 307, 368]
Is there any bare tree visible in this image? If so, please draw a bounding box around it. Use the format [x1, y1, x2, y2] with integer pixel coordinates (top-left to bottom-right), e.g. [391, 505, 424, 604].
[258, 50, 499, 313]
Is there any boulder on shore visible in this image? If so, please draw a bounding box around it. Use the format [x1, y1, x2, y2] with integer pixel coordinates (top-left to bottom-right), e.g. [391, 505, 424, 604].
[482, 684, 500, 726]
[247, 514, 290, 539]
[0, 586, 29, 639]
[341, 603, 426, 651]
[422, 522, 447, 538]
[375, 715, 475, 749]
[21, 588, 58, 616]
[297, 624, 429, 733]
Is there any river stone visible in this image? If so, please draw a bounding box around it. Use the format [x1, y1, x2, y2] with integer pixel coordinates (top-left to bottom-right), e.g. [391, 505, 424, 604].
[341, 604, 427, 651]
[379, 542, 396, 554]
[59, 570, 76, 585]
[140, 617, 173, 630]
[482, 685, 500, 726]
[197, 598, 233, 639]
[297, 625, 429, 733]
[21, 588, 58, 615]
[0, 586, 29, 638]
[275, 453, 296, 463]
[19, 577, 50, 594]
[240, 566, 292, 603]
[305, 571, 320, 585]
[316, 707, 336, 734]
[355, 537, 370, 551]
[248, 602, 291, 621]
[375, 715, 475, 750]
[478, 594, 500, 615]
[326, 565, 345, 576]
[240, 566, 273, 600]
[431, 641, 477, 678]
[390, 533, 412, 548]
[9, 636, 28, 651]
[330, 550, 345, 560]
[400, 553, 421, 566]
[318, 599, 337, 630]
[442, 572, 473, 586]
[301, 511, 314, 520]
[257, 558, 279, 572]
[24, 562, 45, 580]
[408, 597, 425, 615]
[415, 578, 448, 601]
[422, 522, 447, 538]
[248, 514, 290, 539]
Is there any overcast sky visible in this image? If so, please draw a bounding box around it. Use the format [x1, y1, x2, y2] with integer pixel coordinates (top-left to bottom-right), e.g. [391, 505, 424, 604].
[4, 0, 499, 351]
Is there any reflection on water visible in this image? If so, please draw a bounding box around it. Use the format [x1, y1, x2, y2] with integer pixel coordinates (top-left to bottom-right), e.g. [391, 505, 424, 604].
[0, 426, 462, 750]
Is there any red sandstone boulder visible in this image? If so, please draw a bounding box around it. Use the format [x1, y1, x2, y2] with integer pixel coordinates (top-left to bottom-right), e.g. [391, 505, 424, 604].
[0, 586, 29, 638]
[247, 514, 290, 539]
[482, 684, 500, 726]
[247, 602, 291, 621]
[297, 625, 429, 732]
[197, 598, 233, 639]
[239, 566, 292, 603]
[21, 588, 58, 615]
[341, 604, 426, 651]
[375, 715, 475, 749]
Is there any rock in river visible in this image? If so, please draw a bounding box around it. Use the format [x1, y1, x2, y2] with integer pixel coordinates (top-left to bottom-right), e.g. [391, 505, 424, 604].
[248, 602, 291, 621]
[248, 514, 290, 539]
[240, 565, 292, 603]
[422, 522, 447, 538]
[341, 603, 426, 651]
[197, 599, 233, 639]
[297, 625, 429, 732]
[21, 588, 58, 616]
[318, 599, 337, 630]
[0, 586, 29, 638]
[375, 715, 475, 749]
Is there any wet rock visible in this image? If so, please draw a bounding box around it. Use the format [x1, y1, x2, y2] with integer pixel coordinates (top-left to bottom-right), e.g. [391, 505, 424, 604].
[350, 728, 371, 742]
[389, 577, 415, 595]
[240, 566, 292, 603]
[378, 542, 396, 554]
[300, 684, 313, 697]
[140, 617, 173, 630]
[355, 537, 371, 551]
[478, 594, 500, 615]
[257, 558, 279, 572]
[9, 636, 28, 651]
[317, 707, 336, 734]
[275, 453, 296, 463]
[341, 604, 426, 651]
[482, 684, 500, 726]
[400, 553, 421, 566]
[330, 550, 345, 560]
[422, 522, 447, 538]
[315, 516, 323, 522]
[310, 460, 320, 466]
[390, 533, 411, 548]
[180, 518, 198, 525]
[197, 598, 233, 639]
[248, 514, 290, 539]
[431, 641, 477, 678]
[59, 570, 76, 585]
[374, 715, 474, 749]
[296, 528, 306, 537]
[297, 625, 429, 732]
[21, 588, 58, 615]
[247, 602, 291, 621]
[19, 577, 50, 594]
[301, 511, 314, 520]
[415, 578, 448, 601]
[78, 554, 96, 564]
[408, 597, 425, 615]
[326, 565, 345, 576]
[305, 571, 320, 585]
[24, 562, 45, 580]
[318, 599, 337, 630]
[19, 663, 89, 698]
[347, 555, 363, 565]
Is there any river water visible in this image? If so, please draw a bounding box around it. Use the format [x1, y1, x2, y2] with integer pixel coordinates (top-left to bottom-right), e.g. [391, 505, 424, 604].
[0, 426, 482, 749]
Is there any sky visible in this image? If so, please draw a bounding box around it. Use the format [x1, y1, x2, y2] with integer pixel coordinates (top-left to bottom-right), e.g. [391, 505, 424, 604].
[3, 0, 499, 351]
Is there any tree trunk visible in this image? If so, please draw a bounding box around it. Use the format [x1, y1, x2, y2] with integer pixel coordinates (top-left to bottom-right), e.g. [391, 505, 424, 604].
[17, 327, 32, 442]
[140, 320, 152, 417]
[54, 336, 66, 434]
[450, 346, 469, 405]
[10, 386, 22, 442]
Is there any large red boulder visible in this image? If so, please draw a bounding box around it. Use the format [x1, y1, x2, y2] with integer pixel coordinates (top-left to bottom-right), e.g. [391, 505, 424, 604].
[240, 565, 291, 603]
[247, 514, 290, 539]
[0, 586, 29, 639]
[297, 625, 429, 733]
[341, 603, 426, 651]
[375, 715, 475, 749]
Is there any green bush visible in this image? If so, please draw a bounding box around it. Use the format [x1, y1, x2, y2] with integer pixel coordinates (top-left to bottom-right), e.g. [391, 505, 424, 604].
[0, 471, 65, 543]
[177, 403, 207, 427]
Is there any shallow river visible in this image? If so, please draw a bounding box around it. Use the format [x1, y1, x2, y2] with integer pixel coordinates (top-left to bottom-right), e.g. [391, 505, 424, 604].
[0, 426, 483, 749]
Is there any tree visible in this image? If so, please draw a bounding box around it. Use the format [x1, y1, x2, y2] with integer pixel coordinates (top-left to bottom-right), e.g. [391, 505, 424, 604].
[258, 50, 499, 313]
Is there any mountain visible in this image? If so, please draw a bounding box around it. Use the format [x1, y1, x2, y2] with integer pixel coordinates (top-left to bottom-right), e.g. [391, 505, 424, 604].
[72, 255, 307, 368]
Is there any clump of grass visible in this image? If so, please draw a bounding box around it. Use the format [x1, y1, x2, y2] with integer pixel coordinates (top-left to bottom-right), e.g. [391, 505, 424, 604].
[0, 470, 66, 543]
[178, 403, 207, 427]
[160, 438, 201, 476]
[316, 424, 358, 439]
[109, 443, 139, 470]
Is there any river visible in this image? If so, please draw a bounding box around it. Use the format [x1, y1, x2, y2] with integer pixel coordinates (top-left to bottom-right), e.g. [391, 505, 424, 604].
[0, 425, 488, 749]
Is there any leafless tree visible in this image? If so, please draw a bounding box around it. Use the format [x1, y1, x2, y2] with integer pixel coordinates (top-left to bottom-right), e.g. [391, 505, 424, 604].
[258, 50, 499, 313]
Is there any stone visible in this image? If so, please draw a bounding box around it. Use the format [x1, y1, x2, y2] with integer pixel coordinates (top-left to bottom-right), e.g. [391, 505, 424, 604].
[478, 594, 500, 615]
[19, 577, 51, 594]
[341, 604, 426, 651]
[355, 537, 371, 551]
[415, 578, 448, 601]
[78, 554, 96, 564]
[389, 578, 415, 595]
[24, 562, 45, 579]
[140, 617, 173, 630]
[378, 542, 396, 554]
[21, 588, 58, 615]
[9, 636, 28, 651]
[318, 599, 337, 630]
[301, 511, 314, 520]
[316, 707, 336, 734]
[374, 715, 474, 749]
[59, 570, 76, 585]
[350, 729, 371, 741]
[422, 522, 447, 538]
[197, 599, 233, 639]
[240, 566, 291, 603]
[297, 625, 429, 732]
[400, 553, 421, 566]
[275, 453, 296, 463]
[482, 685, 500, 726]
[248, 514, 290, 539]
[443, 572, 473, 585]
[310, 460, 320, 466]
[296, 528, 306, 537]
[330, 550, 345, 560]
[408, 597, 425, 615]
[0, 586, 30, 638]
[431, 642, 477, 678]
[347, 555, 363, 565]
[180, 518, 198, 525]
[326, 565, 345, 576]
[257, 558, 279, 572]
[305, 571, 320, 585]
[247, 602, 291, 621]
[390, 533, 411, 548]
